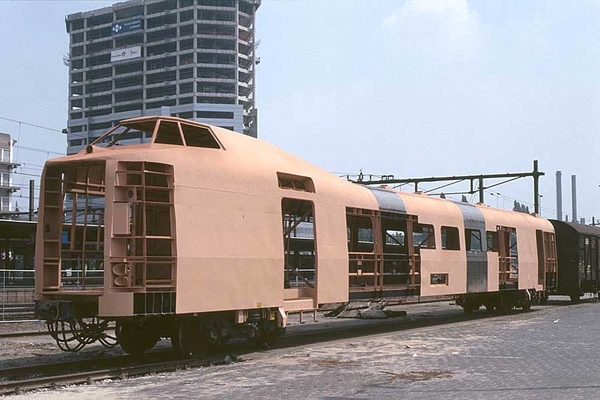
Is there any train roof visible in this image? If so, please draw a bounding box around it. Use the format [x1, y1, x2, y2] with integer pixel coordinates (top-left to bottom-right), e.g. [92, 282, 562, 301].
[365, 184, 548, 222]
[50, 116, 553, 230]
[48, 116, 379, 209]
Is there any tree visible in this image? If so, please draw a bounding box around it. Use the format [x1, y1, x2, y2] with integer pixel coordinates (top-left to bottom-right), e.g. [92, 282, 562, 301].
[513, 200, 531, 214]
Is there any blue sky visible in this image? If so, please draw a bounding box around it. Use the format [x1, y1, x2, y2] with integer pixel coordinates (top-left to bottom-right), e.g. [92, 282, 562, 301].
[0, 0, 598, 221]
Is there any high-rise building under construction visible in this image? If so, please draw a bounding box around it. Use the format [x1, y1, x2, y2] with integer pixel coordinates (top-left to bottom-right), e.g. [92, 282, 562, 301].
[65, 0, 260, 154]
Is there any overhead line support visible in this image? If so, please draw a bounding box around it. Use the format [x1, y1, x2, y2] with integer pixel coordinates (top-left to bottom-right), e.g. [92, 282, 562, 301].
[352, 160, 545, 214]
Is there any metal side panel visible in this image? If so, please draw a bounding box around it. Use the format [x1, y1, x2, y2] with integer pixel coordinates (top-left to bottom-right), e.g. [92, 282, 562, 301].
[367, 187, 407, 213]
[454, 202, 488, 293]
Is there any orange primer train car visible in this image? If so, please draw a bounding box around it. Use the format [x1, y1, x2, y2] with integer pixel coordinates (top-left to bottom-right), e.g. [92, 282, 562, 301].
[34, 116, 557, 355]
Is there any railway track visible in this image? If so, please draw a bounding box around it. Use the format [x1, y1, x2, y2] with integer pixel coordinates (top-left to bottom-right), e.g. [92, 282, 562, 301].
[0, 353, 237, 396]
[0, 298, 594, 395]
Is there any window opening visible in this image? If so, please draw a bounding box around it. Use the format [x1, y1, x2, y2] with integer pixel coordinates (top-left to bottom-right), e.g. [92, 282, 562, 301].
[346, 209, 420, 295]
[486, 231, 499, 252]
[154, 121, 184, 145]
[346, 209, 380, 290]
[441, 226, 460, 250]
[282, 199, 315, 289]
[413, 224, 435, 249]
[277, 173, 315, 193]
[112, 162, 176, 290]
[465, 229, 482, 251]
[41, 163, 106, 291]
[181, 123, 221, 148]
[497, 226, 518, 287]
[385, 230, 405, 247]
[347, 215, 374, 253]
[536, 230, 557, 287]
[381, 214, 413, 288]
[90, 120, 157, 147]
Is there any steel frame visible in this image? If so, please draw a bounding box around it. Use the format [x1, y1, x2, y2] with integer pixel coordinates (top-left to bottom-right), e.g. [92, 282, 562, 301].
[351, 160, 544, 214]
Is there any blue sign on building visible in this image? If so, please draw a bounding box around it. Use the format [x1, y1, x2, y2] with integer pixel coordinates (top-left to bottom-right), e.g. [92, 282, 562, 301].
[112, 18, 143, 35]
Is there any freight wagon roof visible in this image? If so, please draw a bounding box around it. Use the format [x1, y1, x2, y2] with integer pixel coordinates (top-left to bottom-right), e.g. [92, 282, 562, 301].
[549, 220, 600, 237]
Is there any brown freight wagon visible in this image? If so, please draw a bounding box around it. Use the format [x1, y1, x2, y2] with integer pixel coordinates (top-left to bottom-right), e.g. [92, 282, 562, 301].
[549, 220, 600, 302]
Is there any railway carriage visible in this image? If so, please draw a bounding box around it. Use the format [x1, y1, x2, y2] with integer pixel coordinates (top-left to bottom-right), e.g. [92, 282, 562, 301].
[34, 116, 558, 355]
[549, 220, 600, 302]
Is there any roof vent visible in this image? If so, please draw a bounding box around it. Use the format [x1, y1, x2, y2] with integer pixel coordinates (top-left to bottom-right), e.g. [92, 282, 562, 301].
[277, 172, 315, 193]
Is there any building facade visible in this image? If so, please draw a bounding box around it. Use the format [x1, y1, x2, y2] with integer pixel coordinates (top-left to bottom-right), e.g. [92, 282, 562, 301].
[66, 0, 260, 154]
[0, 133, 19, 213]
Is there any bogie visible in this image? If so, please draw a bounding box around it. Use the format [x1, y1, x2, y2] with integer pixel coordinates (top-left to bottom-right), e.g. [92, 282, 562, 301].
[457, 290, 538, 316]
[116, 320, 159, 355]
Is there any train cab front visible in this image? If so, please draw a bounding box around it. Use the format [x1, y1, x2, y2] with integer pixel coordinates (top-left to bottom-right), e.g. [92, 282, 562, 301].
[33, 156, 117, 351]
[34, 117, 189, 352]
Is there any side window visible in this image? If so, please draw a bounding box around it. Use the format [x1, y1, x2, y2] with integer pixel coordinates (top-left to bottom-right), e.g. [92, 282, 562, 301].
[486, 231, 499, 252]
[466, 229, 482, 251]
[181, 123, 221, 148]
[154, 121, 184, 145]
[413, 223, 435, 249]
[385, 230, 405, 246]
[509, 231, 518, 257]
[381, 216, 408, 255]
[441, 226, 460, 250]
[347, 215, 374, 253]
[282, 199, 315, 289]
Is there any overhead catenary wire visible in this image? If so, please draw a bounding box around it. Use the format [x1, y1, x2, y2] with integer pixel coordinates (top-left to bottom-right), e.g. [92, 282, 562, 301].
[0, 116, 64, 134]
[16, 145, 64, 156]
[337, 171, 596, 222]
[12, 171, 42, 178]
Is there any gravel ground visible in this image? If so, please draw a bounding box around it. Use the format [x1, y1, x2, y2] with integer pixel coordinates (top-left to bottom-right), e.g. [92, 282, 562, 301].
[0, 301, 458, 371]
[0, 321, 47, 335]
[2, 297, 592, 399]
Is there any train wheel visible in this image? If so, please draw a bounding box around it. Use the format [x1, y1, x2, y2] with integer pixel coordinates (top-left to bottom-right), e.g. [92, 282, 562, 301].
[484, 304, 495, 313]
[462, 302, 474, 315]
[570, 293, 580, 304]
[521, 300, 532, 312]
[498, 295, 512, 315]
[117, 320, 157, 355]
[171, 333, 180, 350]
[177, 320, 209, 358]
[255, 320, 278, 350]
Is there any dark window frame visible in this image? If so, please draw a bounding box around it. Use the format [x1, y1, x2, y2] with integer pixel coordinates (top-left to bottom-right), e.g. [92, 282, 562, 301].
[486, 231, 499, 252]
[414, 223, 435, 249]
[466, 228, 483, 252]
[441, 226, 460, 250]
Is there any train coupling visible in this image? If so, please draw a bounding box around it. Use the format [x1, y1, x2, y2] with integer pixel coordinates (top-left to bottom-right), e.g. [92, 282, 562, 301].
[35, 300, 76, 322]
